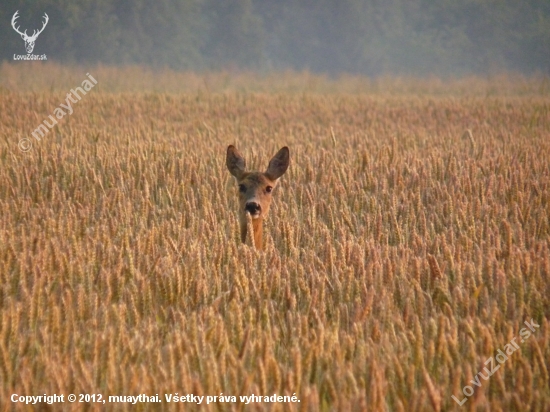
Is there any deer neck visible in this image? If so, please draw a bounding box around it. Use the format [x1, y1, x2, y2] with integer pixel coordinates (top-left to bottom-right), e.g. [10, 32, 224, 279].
[252, 218, 263, 250]
[240, 217, 263, 250]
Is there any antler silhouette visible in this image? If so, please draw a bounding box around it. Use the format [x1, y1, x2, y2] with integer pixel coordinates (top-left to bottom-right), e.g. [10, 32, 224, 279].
[12, 10, 48, 41]
[30, 13, 49, 41]
[11, 11, 27, 38]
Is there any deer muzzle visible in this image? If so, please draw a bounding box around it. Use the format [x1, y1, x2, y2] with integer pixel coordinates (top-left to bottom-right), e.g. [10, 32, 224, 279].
[245, 202, 261, 218]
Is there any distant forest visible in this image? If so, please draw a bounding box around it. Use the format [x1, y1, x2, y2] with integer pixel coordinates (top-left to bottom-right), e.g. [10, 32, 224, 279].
[1, 0, 549, 76]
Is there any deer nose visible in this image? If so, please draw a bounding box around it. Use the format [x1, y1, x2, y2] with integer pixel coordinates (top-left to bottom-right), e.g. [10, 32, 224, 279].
[245, 202, 261, 214]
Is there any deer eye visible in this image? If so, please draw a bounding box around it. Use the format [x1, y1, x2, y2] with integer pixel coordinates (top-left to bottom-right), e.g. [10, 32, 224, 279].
[266, 186, 273, 193]
[239, 184, 246, 193]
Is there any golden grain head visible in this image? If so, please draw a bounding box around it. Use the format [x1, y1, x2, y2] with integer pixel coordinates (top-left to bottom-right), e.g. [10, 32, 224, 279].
[0, 65, 549, 410]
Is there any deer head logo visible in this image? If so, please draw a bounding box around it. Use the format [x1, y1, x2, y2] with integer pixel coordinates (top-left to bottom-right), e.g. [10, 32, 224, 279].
[11, 10, 49, 54]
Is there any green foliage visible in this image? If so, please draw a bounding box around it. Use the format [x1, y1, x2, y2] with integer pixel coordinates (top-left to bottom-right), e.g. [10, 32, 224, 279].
[1, 0, 549, 75]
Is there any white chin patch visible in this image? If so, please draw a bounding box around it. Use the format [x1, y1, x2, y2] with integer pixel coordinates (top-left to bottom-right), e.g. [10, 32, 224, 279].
[245, 211, 261, 219]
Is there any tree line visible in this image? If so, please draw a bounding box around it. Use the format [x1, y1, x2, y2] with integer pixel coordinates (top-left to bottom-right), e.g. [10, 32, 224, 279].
[1, 0, 549, 76]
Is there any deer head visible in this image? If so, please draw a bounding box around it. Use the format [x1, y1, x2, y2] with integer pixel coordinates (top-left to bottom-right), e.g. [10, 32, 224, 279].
[12, 11, 49, 54]
[226, 145, 290, 249]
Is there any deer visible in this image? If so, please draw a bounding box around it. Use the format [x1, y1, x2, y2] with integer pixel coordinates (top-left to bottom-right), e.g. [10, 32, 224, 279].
[226, 145, 290, 250]
[11, 10, 49, 54]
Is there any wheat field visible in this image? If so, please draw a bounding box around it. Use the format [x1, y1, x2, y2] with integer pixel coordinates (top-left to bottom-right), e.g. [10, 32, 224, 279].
[0, 64, 549, 411]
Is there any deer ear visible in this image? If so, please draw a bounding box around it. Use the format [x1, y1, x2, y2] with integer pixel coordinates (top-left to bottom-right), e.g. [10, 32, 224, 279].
[226, 145, 246, 178]
[266, 147, 290, 180]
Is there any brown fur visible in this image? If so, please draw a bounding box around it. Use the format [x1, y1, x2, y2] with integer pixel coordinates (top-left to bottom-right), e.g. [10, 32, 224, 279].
[226, 145, 290, 250]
